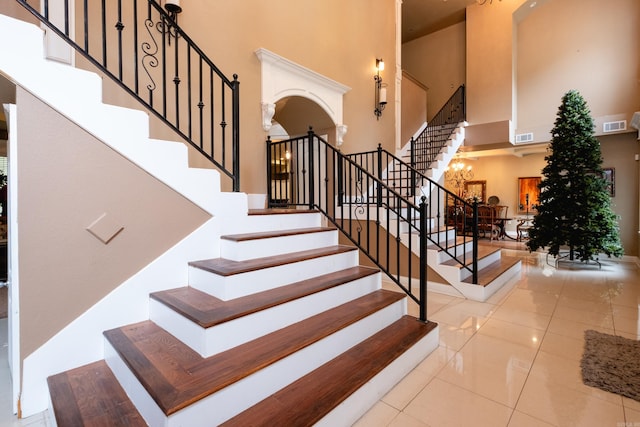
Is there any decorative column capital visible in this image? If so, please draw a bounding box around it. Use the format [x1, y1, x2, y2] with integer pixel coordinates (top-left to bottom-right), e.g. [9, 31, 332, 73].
[261, 102, 276, 131]
[336, 124, 348, 146]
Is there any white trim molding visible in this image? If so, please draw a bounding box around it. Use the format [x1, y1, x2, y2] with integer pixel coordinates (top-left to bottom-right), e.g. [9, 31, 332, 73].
[255, 48, 351, 145]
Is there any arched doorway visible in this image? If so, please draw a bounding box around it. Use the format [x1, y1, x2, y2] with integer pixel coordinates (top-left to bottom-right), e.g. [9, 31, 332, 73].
[255, 48, 350, 147]
[267, 96, 335, 207]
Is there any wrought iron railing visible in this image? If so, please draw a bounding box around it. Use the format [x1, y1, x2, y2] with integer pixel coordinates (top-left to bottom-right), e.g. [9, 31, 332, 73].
[15, 0, 240, 191]
[410, 85, 465, 174]
[266, 130, 479, 321]
[267, 129, 429, 321]
[346, 145, 479, 284]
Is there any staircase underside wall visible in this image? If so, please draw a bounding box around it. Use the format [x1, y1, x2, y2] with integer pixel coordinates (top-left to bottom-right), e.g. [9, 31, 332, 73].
[337, 220, 449, 290]
[14, 88, 214, 416]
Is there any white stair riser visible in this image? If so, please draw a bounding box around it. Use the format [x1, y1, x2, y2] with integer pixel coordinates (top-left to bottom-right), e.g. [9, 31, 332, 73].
[104, 342, 169, 427]
[107, 298, 407, 427]
[149, 272, 382, 357]
[455, 262, 522, 302]
[317, 324, 440, 427]
[458, 250, 503, 281]
[429, 241, 473, 264]
[220, 230, 338, 261]
[189, 250, 359, 300]
[225, 212, 324, 235]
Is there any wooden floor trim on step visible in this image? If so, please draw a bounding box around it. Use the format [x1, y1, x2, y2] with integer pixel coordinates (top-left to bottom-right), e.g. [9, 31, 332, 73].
[462, 255, 522, 287]
[104, 290, 406, 415]
[150, 266, 380, 328]
[248, 208, 318, 215]
[221, 316, 438, 426]
[47, 360, 147, 427]
[220, 226, 336, 242]
[188, 245, 356, 277]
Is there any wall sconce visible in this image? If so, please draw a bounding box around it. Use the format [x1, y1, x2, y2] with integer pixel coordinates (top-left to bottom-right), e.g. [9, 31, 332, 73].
[157, 0, 182, 44]
[374, 58, 387, 120]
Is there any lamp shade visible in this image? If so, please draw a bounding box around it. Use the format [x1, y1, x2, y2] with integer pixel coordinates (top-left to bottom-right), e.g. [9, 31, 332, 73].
[165, 0, 182, 13]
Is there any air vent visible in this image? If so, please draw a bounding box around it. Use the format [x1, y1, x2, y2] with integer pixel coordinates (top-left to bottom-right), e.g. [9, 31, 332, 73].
[603, 120, 626, 133]
[515, 133, 534, 144]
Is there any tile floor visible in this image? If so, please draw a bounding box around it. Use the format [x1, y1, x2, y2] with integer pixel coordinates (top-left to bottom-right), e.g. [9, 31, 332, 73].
[1, 248, 639, 427]
[356, 249, 640, 427]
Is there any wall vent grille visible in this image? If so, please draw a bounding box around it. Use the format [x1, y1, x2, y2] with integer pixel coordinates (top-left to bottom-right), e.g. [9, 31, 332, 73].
[603, 120, 627, 133]
[515, 133, 534, 144]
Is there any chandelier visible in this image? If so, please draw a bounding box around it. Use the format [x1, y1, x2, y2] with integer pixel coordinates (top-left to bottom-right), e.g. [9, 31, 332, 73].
[445, 159, 473, 197]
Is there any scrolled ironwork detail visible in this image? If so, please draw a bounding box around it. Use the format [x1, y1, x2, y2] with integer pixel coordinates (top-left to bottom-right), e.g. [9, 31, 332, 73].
[353, 173, 365, 235]
[141, 19, 159, 91]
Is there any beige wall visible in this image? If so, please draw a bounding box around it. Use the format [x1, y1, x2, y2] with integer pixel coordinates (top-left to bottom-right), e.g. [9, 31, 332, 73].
[456, 132, 639, 256]
[516, 0, 640, 139]
[401, 71, 428, 145]
[402, 22, 465, 123]
[94, 0, 398, 194]
[16, 88, 210, 357]
[404, 0, 640, 145]
[0, 2, 36, 25]
[466, 1, 518, 127]
[600, 133, 640, 257]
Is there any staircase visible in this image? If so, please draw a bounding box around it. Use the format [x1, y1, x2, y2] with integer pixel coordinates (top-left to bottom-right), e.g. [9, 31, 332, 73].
[344, 117, 521, 301]
[1, 12, 439, 426]
[48, 212, 438, 426]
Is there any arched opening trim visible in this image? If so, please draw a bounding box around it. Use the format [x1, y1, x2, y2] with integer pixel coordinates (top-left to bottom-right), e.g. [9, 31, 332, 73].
[255, 48, 351, 145]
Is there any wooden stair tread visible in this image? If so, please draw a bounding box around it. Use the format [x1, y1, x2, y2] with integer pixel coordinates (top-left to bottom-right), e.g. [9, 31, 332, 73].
[221, 316, 437, 426]
[189, 244, 356, 276]
[440, 245, 501, 267]
[462, 255, 522, 286]
[47, 360, 146, 427]
[221, 226, 336, 242]
[104, 290, 405, 415]
[248, 208, 318, 215]
[150, 266, 380, 328]
[426, 235, 468, 250]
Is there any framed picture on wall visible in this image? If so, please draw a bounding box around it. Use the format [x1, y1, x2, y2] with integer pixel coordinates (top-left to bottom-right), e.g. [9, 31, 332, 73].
[518, 177, 541, 213]
[603, 168, 615, 197]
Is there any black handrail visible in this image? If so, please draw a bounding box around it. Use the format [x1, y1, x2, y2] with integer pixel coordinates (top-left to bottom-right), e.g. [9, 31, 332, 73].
[266, 130, 430, 321]
[411, 85, 465, 175]
[346, 145, 479, 284]
[15, 0, 240, 191]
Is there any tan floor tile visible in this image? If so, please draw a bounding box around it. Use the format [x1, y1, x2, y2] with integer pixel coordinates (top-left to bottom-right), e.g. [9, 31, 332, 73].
[624, 406, 640, 425]
[507, 410, 555, 427]
[436, 334, 535, 407]
[478, 317, 544, 349]
[353, 401, 399, 427]
[404, 378, 512, 427]
[552, 305, 615, 329]
[609, 286, 640, 308]
[516, 375, 624, 427]
[547, 316, 615, 340]
[530, 350, 624, 405]
[623, 396, 640, 412]
[516, 276, 565, 295]
[539, 331, 586, 361]
[491, 305, 552, 330]
[382, 368, 432, 411]
[436, 322, 476, 351]
[387, 412, 430, 427]
[557, 294, 612, 313]
[413, 345, 456, 378]
[501, 288, 559, 316]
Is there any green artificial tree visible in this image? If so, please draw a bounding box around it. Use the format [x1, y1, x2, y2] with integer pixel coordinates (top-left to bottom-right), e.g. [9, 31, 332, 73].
[527, 90, 623, 262]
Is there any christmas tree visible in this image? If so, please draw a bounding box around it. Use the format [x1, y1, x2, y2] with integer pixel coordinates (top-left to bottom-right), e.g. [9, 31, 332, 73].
[526, 90, 623, 262]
